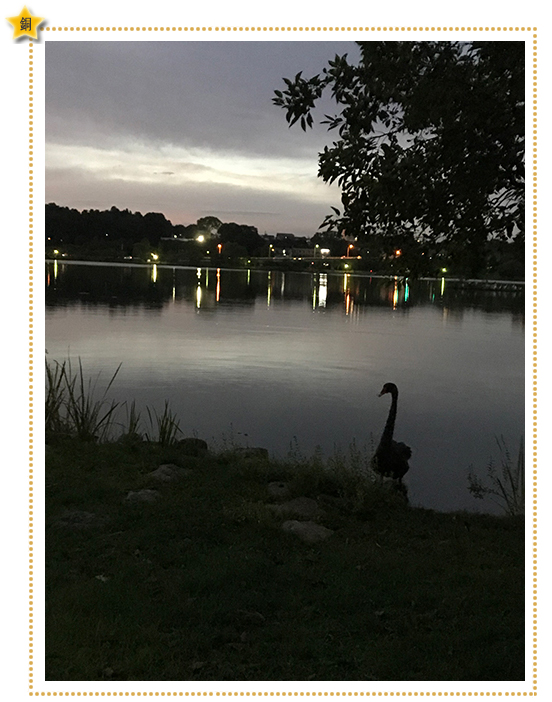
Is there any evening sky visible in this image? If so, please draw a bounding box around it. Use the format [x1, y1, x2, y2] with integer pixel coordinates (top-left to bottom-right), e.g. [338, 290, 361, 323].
[46, 40, 361, 237]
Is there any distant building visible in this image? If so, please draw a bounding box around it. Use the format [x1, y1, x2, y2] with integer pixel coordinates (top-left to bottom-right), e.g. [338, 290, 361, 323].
[291, 248, 317, 258]
[269, 246, 328, 259]
[160, 236, 196, 242]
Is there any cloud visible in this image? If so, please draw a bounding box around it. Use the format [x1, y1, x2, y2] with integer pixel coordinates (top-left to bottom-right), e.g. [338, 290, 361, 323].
[46, 40, 359, 234]
[46, 159, 340, 236]
[46, 139, 335, 202]
[47, 41, 358, 155]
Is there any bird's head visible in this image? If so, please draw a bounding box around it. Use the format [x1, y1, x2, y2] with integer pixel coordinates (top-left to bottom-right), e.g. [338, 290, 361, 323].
[378, 382, 398, 397]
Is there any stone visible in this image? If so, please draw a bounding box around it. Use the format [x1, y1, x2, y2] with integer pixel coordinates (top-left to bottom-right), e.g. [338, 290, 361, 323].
[117, 431, 143, 445]
[317, 493, 348, 511]
[45, 431, 74, 445]
[178, 437, 208, 456]
[55, 509, 106, 530]
[266, 497, 323, 520]
[267, 481, 291, 499]
[124, 489, 160, 504]
[235, 447, 269, 460]
[282, 520, 334, 544]
[236, 609, 266, 625]
[149, 463, 193, 482]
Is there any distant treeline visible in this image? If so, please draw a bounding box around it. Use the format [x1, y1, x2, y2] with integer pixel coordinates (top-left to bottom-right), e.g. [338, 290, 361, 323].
[47, 203, 207, 248]
[45, 203, 524, 279]
[45, 203, 275, 261]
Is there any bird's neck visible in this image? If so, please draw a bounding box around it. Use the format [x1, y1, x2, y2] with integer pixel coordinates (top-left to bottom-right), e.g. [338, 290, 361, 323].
[381, 391, 398, 445]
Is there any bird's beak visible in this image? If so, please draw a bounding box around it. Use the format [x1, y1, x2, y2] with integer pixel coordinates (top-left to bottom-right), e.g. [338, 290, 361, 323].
[378, 390, 385, 397]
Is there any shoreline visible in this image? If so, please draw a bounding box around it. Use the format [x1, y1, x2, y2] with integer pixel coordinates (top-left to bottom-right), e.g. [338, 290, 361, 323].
[45, 257, 525, 289]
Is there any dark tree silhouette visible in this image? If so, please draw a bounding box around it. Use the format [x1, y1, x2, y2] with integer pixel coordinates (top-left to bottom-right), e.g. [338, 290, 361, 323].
[218, 222, 266, 255]
[274, 41, 524, 276]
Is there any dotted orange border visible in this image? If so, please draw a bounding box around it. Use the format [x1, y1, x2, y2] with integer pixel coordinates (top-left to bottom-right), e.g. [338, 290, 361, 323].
[40, 25, 536, 32]
[22, 692, 542, 697]
[28, 39, 34, 697]
[32, 27, 536, 697]
[531, 30, 537, 696]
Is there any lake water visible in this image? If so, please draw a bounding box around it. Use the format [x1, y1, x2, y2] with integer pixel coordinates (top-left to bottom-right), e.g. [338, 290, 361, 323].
[45, 260, 525, 513]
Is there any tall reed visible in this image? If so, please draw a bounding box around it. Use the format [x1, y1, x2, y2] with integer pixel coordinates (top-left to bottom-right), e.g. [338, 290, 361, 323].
[468, 436, 525, 516]
[122, 399, 142, 436]
[63, 358, 121, 441]
[45, 357, 121, 442]
[45, 358, 69, 434]
[145, 400, 183, 445]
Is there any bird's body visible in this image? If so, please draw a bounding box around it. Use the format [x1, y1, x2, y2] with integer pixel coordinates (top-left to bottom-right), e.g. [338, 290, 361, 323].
[371, 382, 411, 481]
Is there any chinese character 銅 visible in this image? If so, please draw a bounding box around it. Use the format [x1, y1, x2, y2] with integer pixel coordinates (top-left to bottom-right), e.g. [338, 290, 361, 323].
[20, 17, 32, 31]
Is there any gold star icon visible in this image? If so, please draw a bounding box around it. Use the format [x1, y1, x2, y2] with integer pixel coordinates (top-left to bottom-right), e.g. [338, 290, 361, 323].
[6, 5, 45, 40]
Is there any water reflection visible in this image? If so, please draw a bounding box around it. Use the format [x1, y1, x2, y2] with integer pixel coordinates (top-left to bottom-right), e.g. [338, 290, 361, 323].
[312, 272, 329, 310]
[45, 261, 524, 326]
[45, 261, 524, 513]
[392, 277, 399, 310]
[319, 273, 327, 308]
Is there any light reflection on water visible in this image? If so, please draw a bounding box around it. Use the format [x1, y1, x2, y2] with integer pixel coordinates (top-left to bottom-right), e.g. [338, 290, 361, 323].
[45, 261, 524, 513]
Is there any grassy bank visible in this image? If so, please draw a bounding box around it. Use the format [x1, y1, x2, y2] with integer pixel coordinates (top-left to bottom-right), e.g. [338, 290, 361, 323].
[45, 436, 525, 682]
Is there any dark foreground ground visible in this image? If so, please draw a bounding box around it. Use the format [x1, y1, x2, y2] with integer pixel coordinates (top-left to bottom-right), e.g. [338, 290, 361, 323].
[45, 439, 525, 681]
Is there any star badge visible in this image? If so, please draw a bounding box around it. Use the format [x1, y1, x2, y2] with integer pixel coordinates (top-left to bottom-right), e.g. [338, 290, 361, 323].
[6, 5, 45, 40]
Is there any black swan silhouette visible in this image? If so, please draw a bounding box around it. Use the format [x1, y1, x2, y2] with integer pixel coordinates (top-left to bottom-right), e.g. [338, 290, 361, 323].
[371, 382, 411, 481]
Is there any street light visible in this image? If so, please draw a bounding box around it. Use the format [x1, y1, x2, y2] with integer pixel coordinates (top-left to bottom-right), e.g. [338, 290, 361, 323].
[218, 243, 222, 255]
